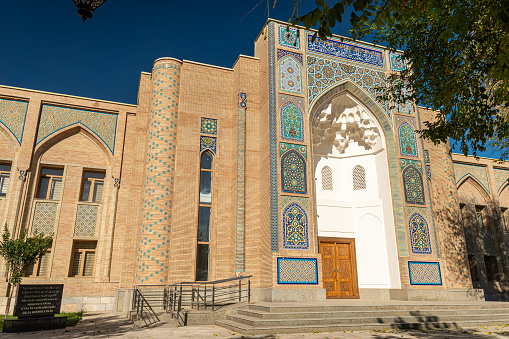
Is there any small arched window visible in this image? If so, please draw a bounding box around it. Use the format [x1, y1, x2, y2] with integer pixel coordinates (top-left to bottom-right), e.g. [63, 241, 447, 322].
[352, 165, 366, 190]
[321, 166, 333, 191]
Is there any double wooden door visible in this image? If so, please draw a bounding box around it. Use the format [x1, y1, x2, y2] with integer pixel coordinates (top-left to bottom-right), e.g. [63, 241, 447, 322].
[320, 239, 359, 298]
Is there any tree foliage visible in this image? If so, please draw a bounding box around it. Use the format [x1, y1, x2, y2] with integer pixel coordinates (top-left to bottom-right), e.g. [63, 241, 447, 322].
[287, 0, 509, 158]
[0, 225, 52, 315]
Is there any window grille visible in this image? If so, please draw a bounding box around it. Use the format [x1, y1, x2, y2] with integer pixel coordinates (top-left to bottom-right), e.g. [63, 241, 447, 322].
[321, 166, 333, 191]
[352, 165, 366, 190]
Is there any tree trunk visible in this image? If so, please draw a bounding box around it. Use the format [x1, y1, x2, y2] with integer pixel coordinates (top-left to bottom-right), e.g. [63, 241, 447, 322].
[5, 283, 13, 317]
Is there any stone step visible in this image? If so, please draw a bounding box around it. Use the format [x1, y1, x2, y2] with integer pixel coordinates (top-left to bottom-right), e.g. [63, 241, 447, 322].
[237, 307, 509, 319]
[248, 303, 509, 313]
[216, 317, 509, 335]
[226, 312, 509, 327]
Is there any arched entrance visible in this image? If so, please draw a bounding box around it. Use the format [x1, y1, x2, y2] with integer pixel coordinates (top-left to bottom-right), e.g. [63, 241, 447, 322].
[310, 88, 401, 298]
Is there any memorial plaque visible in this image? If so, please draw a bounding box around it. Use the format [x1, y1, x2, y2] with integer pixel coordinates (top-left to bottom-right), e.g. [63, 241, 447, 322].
[14, 284, 63, 318]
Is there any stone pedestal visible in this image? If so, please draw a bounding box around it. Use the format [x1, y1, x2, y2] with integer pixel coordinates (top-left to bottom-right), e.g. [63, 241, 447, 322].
[2, 316, 66, 332]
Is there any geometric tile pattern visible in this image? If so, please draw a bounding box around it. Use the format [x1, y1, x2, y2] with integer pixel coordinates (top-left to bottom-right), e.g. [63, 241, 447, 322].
[453, 163, 490, 193]
[400, 158, 422, 172]
[403, 165, 425, 205]
[398, 122, 419, 158]
[281, 150, 307, 194]
[279, 142, 307, 157]
[32, 202, 58, 236]
[394, 88, 414, 115]
[278, 24, 301, 50]
[306, 55, 388, 113]
[74, 204, 98, 237]
[269, 22, 279, 252]
[282, 202, 309, 249]
[306, 33, 384, 68]
[277, 257, 318, 284]
[408, 213, 432, 254]
[279, 55, 302, 94]
[426, 165, 432, 180]
[138, 60, 181, 284]
[390, 53, 406, 72]
[200, 136, 217, 154]
[494, 168, 509, 193]
[408, 261, 442, 285]
[37, 105, 118, 154]
[280, 101, 304, 142]
[279, 93, 305, 110]
[200, 117, 217, 135]
[277, 49, 303, 63]
[0, 98, 28, 145]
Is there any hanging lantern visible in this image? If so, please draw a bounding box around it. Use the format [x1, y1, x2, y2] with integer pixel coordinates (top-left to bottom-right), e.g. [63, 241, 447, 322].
[73, 0, 107, 22]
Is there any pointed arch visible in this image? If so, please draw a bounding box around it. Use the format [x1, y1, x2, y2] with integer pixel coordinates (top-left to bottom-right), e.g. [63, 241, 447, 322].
[279, 55, 302, 94]
[403, 165, 425, 205]
[281, 150, 307, 194]
[0, 124, 19, 155]
[398, 122, 419, 158]
[309, 80, 408, 256]
[457, 175, 491, 203]
[280, 101, 304, 142]
[282, 202, 309, 249]
[34, 125, 113, 165]
[408, 213, 432, 254]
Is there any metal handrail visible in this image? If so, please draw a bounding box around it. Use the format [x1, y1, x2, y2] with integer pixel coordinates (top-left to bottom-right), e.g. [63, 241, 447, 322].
[167, 275, 252, 326]
[131, 286, 161, 327]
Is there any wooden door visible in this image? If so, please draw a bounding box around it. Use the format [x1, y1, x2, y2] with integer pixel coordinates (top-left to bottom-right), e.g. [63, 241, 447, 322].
[320, 239, 359, 298]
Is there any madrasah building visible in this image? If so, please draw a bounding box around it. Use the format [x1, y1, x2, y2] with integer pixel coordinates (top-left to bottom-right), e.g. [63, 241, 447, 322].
[0, 19, 508, 313]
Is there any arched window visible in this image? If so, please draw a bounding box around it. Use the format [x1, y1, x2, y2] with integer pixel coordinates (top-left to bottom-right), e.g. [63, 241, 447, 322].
[196, 151, 213, 281]
[321, 166, 333, 191]
[352, 165, 366, 190]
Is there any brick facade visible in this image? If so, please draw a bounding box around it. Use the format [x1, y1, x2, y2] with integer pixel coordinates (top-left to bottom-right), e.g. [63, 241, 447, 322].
[0, 19, 507, 312]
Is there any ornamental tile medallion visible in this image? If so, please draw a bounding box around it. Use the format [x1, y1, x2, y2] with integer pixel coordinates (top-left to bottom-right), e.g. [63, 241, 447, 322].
[280, 101, 304, 142]
[281, 150, 307, 194]
[200, 117, 217, 135]
[282, 202, 309, 249]
[408, 213, 432, 254]
[278, 24, 301, 50]
[398, 122, 419, 158]
[403, 165, 425, 205]
[279, 54, 302, 94]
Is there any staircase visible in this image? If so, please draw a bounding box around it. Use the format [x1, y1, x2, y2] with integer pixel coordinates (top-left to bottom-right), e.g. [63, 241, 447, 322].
[216, 302, 509, 335]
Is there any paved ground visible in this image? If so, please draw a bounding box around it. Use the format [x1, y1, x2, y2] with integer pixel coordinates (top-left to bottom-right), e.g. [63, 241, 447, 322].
[0, 312, 508, 338]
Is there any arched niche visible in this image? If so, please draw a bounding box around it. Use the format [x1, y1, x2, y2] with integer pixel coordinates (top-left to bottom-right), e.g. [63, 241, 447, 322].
[34, 125, 112, 168]
[309, 81, 402, 290]
[457, 175, 490, 206]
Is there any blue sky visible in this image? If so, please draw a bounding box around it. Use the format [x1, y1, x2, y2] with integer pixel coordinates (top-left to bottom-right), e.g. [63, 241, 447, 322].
[1, 1, 331, 105]
[0, 1, 496, 158]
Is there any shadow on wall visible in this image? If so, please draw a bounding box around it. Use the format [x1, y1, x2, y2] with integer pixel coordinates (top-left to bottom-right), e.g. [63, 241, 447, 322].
[449, 186, 509, 301]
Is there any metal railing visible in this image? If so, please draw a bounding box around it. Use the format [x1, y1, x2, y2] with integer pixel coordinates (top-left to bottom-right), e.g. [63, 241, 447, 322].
[167, 275, 252, 326]
[131, 285, 164, 327]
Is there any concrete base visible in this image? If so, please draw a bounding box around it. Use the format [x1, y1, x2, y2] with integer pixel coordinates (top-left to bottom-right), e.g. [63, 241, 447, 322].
[2, 316, 66, 333]
[359, 288, 485, 301]
[251, 288, 326, 302]
[114, 289, 134, 313]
